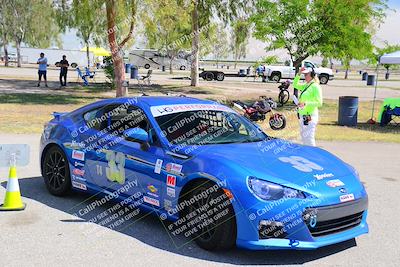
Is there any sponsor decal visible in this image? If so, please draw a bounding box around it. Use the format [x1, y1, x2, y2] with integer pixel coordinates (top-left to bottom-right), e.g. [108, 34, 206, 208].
[72, 175, 86, 182]
[74, 161, 85, 167]
[314, 173, 334, 180]
[154, 159, 163, 174]
[147, 184, 158, 193]
[72, 150, 85, 161]
[166, 175, 176, 187]
[150, 103, 233, 117]
[143, 196, 160, 207]
[72, 181, 87, 190]
[339, 193, 355, 203]
[164, 199, 173, 211]
[72, 168, 85, 176]
[147, 184, 159, 198]
[166, 163, 182, 174]
[167, 187, 176, 198]
[326, 179, 345, 188]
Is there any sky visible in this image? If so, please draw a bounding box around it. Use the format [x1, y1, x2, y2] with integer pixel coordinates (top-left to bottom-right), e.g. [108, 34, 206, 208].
[59, 2, 400, 62]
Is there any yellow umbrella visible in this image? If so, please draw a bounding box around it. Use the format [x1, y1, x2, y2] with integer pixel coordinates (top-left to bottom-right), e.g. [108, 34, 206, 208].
[80, 47, 111, 57]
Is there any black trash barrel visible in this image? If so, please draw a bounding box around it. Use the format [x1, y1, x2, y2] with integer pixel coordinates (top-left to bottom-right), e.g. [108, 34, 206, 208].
[362, 72, 368, 81]
[338, 96, 359, 126]
[125, 63, 131, 73]
[367, 75, 375, 86]
[130, 65, 138, 79]
[162, 66, 166, 72]
[246, 67, 250, 75]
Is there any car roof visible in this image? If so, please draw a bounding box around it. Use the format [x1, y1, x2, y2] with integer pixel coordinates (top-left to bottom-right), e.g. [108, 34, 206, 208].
[68, 96, 220, 118]
[121, 96, 217, 107]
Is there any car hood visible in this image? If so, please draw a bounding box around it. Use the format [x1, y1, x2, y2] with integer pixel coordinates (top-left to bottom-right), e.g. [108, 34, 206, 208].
[182, 139, 361, 198]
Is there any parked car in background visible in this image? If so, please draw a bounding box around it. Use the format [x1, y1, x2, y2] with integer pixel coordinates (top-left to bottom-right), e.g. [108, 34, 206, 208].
[128, 49, 190, 70]
[263, 60, 334, 84]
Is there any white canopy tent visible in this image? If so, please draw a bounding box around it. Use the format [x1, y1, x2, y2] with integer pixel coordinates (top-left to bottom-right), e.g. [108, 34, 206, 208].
[370, 50, 400, 122]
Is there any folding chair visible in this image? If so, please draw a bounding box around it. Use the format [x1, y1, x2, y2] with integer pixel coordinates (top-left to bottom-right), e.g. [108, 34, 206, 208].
[137, 69, 152, 86]
[85, 67, 96, 83]
[380, 106, 400, 126]
[76, 67, 89, 86]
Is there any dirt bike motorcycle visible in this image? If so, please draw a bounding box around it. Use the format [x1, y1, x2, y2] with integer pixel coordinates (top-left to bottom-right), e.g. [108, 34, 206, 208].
[232, 97, 286, 130]
[278, 80, 291, 105]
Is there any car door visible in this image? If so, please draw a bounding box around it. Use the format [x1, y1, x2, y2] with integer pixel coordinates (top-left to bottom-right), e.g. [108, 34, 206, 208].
[82, 104, 170, 210]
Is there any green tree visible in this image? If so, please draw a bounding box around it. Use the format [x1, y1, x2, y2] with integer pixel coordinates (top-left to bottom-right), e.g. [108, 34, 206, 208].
[54, 0, 106, 67]
[179, 0, 251, 87]
[231, 18, 250, 69]
[3, 0, 59, 67]
[205, 24, 229, 68]
[0, 2, 12, 66]
[252, 0, 386, 72]
[142, 0, 191, 74]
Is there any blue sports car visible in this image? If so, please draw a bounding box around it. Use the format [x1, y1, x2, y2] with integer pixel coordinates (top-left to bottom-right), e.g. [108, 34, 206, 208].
[40, 96, 368, 250]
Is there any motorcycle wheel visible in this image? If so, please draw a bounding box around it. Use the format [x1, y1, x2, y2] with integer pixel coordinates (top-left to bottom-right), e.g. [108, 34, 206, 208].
[269, 114, 286, 130]
[278, 89, 290, 105]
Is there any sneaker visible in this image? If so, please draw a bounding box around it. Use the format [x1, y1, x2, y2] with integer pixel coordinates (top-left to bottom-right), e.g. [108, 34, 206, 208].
[37, 83, 40, 87]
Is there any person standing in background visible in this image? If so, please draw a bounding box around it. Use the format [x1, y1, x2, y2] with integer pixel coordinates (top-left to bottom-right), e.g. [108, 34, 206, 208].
[293, 67, 323, 146]
[37, 53, 48, 87]
[59, 55, 69, 87]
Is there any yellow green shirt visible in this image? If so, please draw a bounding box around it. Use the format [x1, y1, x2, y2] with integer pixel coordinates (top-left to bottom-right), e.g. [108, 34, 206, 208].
[293, 74, 323, 116]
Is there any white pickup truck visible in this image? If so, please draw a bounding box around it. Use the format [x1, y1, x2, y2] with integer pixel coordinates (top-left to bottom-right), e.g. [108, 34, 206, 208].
[263, 60, 334, 84]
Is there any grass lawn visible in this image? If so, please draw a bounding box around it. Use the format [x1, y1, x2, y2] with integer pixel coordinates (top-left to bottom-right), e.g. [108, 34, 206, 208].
[0, 90, 399, 143]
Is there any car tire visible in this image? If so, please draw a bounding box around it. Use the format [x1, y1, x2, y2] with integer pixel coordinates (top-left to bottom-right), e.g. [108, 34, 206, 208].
[270, 72, 281, 83]
[205, 72, 214, 81]
[216, 72, 225, 81]
[180, 65, 186, 71]
[319, 74, 329, 84]
[70, 63, 78, 68]
[42, 146, 72, 196]
[182, 181, 236, 250]
[144, 64, 151, 69]
[269, 113, 286, 130]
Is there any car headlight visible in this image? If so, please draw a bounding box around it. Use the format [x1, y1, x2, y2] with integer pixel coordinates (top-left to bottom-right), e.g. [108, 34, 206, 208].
[247, 176, 305, 201]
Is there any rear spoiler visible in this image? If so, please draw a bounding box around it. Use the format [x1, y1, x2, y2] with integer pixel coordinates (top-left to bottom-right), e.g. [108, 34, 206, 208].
[52, 112, 68, 121]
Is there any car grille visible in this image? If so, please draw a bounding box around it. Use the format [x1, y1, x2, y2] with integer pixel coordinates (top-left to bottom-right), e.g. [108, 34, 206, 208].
[305, 211, 364, 237]
[302, 197, 368, 237]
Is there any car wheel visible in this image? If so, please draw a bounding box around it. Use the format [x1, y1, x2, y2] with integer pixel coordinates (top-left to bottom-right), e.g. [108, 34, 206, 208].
[144, 64, 151, 69]
[182, 181, 236, 250]
[216, 72, 224, 81]
[205, 72, 214, 81]
[319, 74, 329, 84]
[42, 146, 71, 196]
[70, 63, 78, 68]
[270, 72, 281, 83]
[180, 65, 186, 70]
[269, 113, 286, 130]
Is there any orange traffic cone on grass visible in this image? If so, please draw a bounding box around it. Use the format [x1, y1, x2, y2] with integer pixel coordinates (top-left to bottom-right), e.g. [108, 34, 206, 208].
[0, 165, 26, 211]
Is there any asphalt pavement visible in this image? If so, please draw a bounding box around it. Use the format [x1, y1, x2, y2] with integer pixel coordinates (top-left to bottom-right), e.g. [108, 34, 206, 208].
[0, 134, 399, 266]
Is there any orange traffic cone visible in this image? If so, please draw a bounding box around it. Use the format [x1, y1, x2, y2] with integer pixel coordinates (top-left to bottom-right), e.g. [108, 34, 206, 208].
[0, 165, 26, 211]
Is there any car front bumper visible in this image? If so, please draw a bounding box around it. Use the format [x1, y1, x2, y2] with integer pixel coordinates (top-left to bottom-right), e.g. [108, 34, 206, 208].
[233, 196, 368, 250]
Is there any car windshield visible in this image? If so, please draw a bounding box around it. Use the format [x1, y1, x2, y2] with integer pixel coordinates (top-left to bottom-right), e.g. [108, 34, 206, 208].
[154, 109, 268, 145]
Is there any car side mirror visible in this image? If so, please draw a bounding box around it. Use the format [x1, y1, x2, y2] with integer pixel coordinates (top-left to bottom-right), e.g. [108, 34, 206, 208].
[123, 128, 150, 150]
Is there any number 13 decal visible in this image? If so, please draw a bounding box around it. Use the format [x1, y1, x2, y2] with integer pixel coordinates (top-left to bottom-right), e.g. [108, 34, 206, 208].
[278, 156, 323, 173]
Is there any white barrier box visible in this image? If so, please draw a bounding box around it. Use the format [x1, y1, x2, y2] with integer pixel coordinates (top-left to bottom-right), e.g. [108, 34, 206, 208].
[0, 144, 30, 167]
